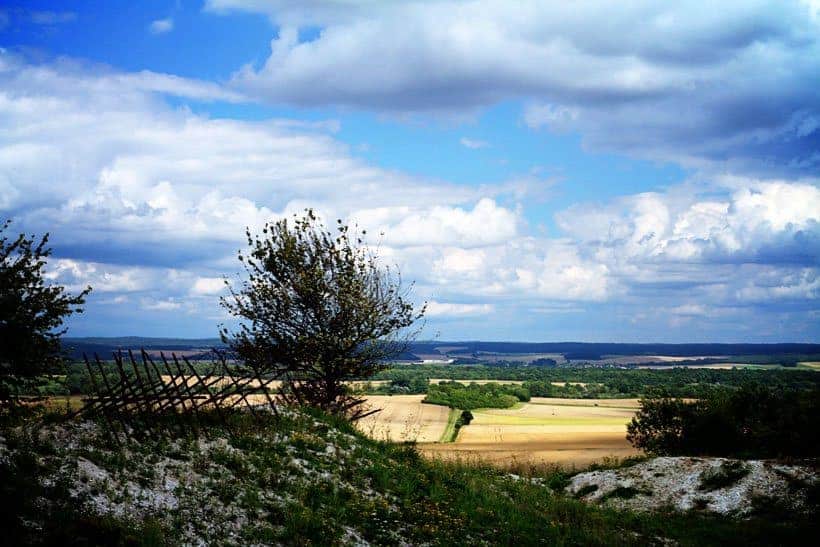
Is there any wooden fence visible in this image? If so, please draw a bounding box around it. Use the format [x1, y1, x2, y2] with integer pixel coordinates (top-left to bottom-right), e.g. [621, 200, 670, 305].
[77, 349, 279, 441]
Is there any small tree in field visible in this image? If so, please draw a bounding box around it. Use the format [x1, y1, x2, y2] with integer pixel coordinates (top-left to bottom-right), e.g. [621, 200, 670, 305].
[220, 210, 424, 420]
[0, 220, 91, 407]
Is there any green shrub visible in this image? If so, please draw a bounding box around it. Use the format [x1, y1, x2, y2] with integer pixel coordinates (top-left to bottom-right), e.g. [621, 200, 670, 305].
[423, 382, 529, 410]
[627, 384, 820, 458]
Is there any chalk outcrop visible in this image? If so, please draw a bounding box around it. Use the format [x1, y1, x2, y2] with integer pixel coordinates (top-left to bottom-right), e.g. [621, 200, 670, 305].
[566, 456, 817, 516]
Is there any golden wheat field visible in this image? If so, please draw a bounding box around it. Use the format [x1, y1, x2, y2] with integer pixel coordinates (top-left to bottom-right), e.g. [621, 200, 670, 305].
[356, 395, 453, 442]
[421, 397, 640, 468]
[356, 395, 642, 468]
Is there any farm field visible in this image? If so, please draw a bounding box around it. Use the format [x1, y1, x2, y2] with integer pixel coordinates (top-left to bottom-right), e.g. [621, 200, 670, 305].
[356, 395, 452, 442]
[530, 397, 641, 408]
[595, 354, 727, 365]
[356, 395, 641, 468]
[422, 397, 640, 468]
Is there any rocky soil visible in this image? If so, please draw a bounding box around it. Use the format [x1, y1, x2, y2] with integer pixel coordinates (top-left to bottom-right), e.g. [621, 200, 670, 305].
[566, 456, 818, 516]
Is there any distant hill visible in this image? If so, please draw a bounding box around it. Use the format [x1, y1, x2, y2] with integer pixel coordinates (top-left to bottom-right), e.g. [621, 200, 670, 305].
[63, 337, 224, 360]
[420, 341, 820, 357]
[63, 337, 820, 362]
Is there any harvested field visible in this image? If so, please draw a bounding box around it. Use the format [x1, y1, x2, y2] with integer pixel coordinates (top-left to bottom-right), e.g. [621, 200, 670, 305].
[33, 395, 86, 411]
[421, 397, 641, 468]
[355, 395, 451, 442]
[529, 397, 641, 409]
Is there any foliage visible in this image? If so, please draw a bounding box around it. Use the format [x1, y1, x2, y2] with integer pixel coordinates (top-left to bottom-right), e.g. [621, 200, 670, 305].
[220, 210, 424, 420]
[423, 381, 529, 410]
[377, 370, 429, 394]
[370, 364, 820, 399]
[0, 219, 90, 406]
[627, 384, 820, 458]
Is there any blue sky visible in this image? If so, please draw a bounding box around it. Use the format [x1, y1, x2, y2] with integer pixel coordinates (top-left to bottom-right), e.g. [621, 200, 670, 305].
[1, 1, 818, 342]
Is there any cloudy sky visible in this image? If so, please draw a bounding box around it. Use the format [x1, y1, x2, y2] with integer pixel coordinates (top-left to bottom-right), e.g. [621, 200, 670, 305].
[1, 1, 818, 342]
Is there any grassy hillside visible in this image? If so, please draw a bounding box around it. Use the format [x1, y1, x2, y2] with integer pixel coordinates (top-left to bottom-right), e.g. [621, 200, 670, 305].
[1, 408, 815, 545]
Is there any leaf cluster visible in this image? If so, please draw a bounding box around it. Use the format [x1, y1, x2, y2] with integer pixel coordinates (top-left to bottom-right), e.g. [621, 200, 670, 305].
[220, 210, 424, 419]
[0, 220, 90, 405]
[627, 383, 820, 458]
[423, 381, 530, 410]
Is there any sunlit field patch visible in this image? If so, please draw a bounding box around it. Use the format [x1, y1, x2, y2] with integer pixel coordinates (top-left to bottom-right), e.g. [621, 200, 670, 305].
[357, 395, 642, 468]
[355, 395, 451, 442]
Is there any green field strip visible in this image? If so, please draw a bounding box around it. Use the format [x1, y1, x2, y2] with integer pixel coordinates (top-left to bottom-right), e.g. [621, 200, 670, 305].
[438, 408, 462, 443]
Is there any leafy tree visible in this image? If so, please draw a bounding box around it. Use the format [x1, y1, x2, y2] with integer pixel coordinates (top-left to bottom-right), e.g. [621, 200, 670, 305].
[221, 210, 424, 420]
[627, 385, 820, 458]
[0, 220, 91, 406]
[626, 397, 703, 456]
[423, 381, 527, 410]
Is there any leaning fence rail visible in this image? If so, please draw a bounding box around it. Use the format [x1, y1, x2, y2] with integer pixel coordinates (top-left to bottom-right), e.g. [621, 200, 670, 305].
[75, 349, 280, 440]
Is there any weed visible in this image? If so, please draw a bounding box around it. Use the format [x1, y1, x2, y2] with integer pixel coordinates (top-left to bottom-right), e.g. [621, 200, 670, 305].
[545, 471, 571, 492]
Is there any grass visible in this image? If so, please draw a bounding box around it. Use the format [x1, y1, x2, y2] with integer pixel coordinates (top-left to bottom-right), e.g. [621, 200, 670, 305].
[438, 408, 461, 442]
[1, 406, 816, 546]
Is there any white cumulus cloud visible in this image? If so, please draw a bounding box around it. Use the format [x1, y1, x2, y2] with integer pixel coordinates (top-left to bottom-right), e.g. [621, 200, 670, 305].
[426, 301, 494, 317]
[149, 18, 174, 34]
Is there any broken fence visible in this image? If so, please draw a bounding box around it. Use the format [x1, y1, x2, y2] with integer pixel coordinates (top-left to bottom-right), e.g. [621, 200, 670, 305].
[76, 349, 280, 441]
